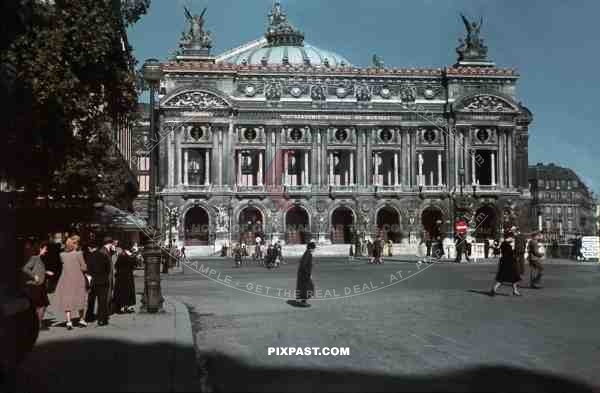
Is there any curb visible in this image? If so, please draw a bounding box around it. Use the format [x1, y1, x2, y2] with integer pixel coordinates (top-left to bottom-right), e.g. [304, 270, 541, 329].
[164, 295, 199, 392]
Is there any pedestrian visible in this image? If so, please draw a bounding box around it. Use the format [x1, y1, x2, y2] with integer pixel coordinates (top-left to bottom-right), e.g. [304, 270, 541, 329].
[265, 244, 275, 269]
[348, 244, 354, 262]
[180, 246, 186, 261]
[54, 235, 88, 330]
[113, 243, 137, 314]
[84, 238, 112, 326]
[22, 241, 54, 330]
[425, 235, 432, 257]
[465, 234, 473, 259]
[275, 241, 284, 264]
[387, 239, 393, 257]
[490, 230, 522, 296]
[295, 242, 316, 307]
[367, 240, 373, 263]
[455, 233, 469, 263]
[233, 243, 242, 267]
[528, 231, 545, 289]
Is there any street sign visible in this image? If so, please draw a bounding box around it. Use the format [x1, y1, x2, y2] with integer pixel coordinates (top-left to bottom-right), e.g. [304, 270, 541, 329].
[455, 220, 468, 234]
[581, 236, 600, 262]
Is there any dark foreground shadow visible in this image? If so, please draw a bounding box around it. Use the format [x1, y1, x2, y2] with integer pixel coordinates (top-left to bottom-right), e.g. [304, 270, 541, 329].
[201, 352, 598, 393]
[2, 338, 598, 393]
[1, 338, 200, 393]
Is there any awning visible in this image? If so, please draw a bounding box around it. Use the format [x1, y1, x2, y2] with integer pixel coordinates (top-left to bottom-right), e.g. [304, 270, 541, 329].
[93, 204, 147, 231]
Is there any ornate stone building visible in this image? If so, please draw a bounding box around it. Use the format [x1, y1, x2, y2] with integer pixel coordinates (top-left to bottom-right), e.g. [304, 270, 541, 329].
[145, 3, 533, 255]
[528, 163, 596, 242]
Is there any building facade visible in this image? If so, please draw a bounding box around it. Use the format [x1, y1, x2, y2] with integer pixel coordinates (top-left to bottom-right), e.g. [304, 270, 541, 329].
[145, 3, 533, 255]
[528, 163, 596, 242]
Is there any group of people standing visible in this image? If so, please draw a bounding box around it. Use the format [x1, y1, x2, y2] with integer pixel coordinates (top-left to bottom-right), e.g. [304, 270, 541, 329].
[21, 235, 137, 331]
[232, 239, 284, 269]
[490, 229, 545, 296]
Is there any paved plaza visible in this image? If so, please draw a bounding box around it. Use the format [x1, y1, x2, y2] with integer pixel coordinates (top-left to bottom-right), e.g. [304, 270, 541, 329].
[164, 258, 600, 392]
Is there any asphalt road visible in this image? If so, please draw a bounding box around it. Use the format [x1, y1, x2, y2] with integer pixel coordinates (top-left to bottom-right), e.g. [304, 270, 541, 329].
[162, 258, 600, 392]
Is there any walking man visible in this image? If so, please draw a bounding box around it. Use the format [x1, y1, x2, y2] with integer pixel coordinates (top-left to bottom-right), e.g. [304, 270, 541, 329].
[295, 242, 316, 307]
[528, 231, 545, 289]
[85, 238, 113, 326]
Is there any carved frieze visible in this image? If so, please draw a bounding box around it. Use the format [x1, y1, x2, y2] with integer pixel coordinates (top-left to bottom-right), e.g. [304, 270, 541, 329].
[461, 95, 514, 112]
[355, 84, 371, 102]
[400, 85, 417, 102]
[265, 82, 282, 100]
[310, 85, 326, 101]
[163, 91, 229, 109]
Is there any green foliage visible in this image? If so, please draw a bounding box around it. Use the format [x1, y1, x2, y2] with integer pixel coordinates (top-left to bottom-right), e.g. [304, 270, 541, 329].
[1, 0, 150, 207]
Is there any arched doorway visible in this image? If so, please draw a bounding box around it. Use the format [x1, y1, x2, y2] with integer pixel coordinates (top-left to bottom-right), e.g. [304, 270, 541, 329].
[421, 206, 444, 240]
[331, 207, 354, 244]
[473, 205, 498, 240]
[239, 207, 263, 245]
[285, 206, 309, 244]
[377, 206, 402, 243]
[184, 206, 210, 246]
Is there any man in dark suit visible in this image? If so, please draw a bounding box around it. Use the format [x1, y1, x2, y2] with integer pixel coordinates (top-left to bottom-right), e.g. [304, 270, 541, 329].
[85, 237, 113, 325]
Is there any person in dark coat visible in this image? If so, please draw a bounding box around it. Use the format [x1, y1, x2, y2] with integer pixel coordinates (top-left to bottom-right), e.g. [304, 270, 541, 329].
[295, 242, 316, 306]
[455, 233, 469, 263]
[85, 238, 113, 325]
[113, 244, 137, 313]
[514, 228, 527, 276]
[490, 231, 522, 296]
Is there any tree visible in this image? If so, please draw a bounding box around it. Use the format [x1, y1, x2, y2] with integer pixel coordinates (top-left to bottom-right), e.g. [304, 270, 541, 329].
[0, 0, 150, 208]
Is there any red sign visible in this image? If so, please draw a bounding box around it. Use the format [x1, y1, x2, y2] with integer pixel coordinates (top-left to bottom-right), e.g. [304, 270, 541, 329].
[455, 220, 468, 233]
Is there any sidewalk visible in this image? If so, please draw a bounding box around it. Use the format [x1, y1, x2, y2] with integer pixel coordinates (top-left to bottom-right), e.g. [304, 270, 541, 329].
[13, 294, 200, 392]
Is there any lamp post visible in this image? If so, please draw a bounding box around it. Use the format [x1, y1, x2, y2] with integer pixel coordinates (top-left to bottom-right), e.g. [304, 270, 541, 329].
[141, 58, 163, 313]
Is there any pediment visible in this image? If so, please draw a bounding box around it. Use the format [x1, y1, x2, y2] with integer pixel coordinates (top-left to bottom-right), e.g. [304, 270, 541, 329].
[162, 90, 230, 110]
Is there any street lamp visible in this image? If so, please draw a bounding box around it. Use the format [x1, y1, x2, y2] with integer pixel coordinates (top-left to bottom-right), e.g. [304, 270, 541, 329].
[141, 58, 163, 313]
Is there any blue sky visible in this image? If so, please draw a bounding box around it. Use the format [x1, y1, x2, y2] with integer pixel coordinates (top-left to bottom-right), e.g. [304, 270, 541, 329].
[128, 0, 600, 194]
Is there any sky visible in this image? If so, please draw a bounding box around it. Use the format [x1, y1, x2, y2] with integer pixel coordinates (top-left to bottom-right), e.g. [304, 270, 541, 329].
[128, 0, 600, 194]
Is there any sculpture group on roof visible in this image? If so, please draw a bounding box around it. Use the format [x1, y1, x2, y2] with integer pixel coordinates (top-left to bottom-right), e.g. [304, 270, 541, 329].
[179, 6, 212, 51]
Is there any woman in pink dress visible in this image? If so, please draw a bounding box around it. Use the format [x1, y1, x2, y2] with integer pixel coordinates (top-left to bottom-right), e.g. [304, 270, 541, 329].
[55, 235, 88, 330]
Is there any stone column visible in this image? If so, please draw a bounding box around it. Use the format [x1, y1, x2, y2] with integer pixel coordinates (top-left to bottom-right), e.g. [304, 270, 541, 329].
[204, 150, 210, 185]
[237, 151, 241, 186]
[304, 151, 309, 185]
[175, 129, 181, 186]
[362, 130, 367, 186]
[167, 131, 174, 188]
[437, 152, 443, 186]
[417, 152, 423, 186]
[463, 128, 470, 184]
[410, 130, 417, 187]
[498, 130, 505, 188]
[356, 128, 363, 186]
[471, 150, 476, 185]
[366, 128, 372, 186]
[226, 119, 234, 186]
[258, 151, 263, 186]
[283, 151, 289, 186]
[218, 128, 223, 185]
[401, 131, 407, 185]
[310, 129, 317, 186]
[349, 151, 354, 186]
[491, 152, 496, 186]
[507, 131, 513, 188]
[329, 152, 334, 185]
[394, 152, 399, 186]
[374, 152, 379, 185]
[211, 127, 218, 185]
[183, 149, 189, 186]
[321, 129, 328, 187]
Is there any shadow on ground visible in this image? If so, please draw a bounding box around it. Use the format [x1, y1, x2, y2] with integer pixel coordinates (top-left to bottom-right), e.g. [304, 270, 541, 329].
[1, 339, 200, 393]
[3, 338, 599, 393]
[200, 351, 598, 393]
